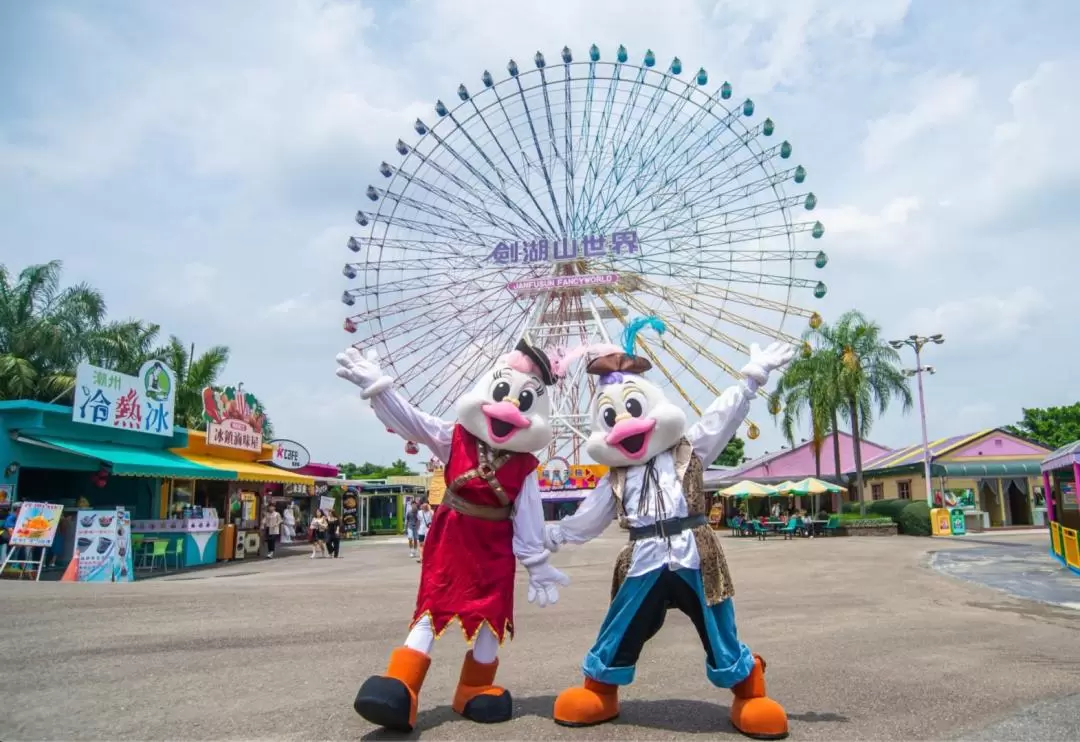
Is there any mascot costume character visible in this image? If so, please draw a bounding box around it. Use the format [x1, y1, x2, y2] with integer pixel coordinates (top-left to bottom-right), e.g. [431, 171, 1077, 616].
[543, 317, 795, 739]
[336, 342, 570, 732]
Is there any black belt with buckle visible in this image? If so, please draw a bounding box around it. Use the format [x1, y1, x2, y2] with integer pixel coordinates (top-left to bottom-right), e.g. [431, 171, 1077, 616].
[628, 514, 707, 541]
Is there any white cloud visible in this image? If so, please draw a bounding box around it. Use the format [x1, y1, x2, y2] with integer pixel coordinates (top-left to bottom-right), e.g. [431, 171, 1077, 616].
[815, 196, 920, 236]
[902, 287, 1049, 346]
[861, 73, 978, 171]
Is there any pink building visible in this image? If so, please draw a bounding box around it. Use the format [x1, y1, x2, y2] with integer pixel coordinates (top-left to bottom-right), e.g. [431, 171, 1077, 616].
[704, 432, 893, 491]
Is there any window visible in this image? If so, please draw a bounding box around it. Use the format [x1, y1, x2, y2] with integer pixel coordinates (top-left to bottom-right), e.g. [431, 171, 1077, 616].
[897, 480, 912, 500]
[871, 483, 885, 501]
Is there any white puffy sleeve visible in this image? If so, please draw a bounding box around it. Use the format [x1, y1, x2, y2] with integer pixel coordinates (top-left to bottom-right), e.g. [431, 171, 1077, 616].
[687, 381, 755, 465]
[547, 476, 617, 546]
[511, 472, 547, 562]
[369, 389, 454, 463]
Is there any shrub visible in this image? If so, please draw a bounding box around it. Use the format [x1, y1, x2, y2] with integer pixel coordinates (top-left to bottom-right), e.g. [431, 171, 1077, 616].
[841, 517, 895, 527]
[867, 498, 910, 520]
[841, 501, 861, 514]
[897, 501, 931, 536]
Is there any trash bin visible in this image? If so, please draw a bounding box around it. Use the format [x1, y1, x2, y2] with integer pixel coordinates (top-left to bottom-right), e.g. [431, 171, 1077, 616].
[949, 508, 966, 536]
[930, 508, 952, 537]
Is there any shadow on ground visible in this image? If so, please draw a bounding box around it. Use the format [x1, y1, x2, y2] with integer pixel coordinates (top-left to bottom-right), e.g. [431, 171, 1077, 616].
[361, 695, 848, 739]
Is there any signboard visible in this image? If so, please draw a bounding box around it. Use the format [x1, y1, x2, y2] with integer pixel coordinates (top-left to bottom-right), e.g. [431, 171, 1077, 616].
[73, 361, 176, 437]
[319, 495, 336, 515]
[938, 488, 976, 509]
[202, 384, 267, 451]
[74, 509, 133, 582]
[508, 273, 621, 295]
[428, 469, 446, 506]
[0, 483, 13, 507]
[267, 439, 310, 470]
[1063, 483, 1078, 512]
[488, 230, 640, 265]
[9, 502, 64, 547]
[537, 458, 608, 491]
[342, 488, 359, 538]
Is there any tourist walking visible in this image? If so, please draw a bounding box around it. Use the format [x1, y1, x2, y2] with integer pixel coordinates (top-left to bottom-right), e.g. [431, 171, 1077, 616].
[415, 502, 432, 563]
[309, 509, 328, 558]
[404, 499, 420, 558]
[262, 503, 283, 558]
[326, 510, 341, 558]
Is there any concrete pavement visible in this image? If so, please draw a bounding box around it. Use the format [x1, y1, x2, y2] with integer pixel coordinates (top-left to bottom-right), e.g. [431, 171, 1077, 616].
[1, 528, 1078, 740]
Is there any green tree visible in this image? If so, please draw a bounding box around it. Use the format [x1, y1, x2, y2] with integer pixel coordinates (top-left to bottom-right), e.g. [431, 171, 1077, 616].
[713, 435, 746, 467]
[823, 310, 913, 514]
[770, 331, 843, 479]
[147, 337, 233, 431]
[336, 460, 418, 479]
[0, 261, 109, 401]
[1005, 403, 1080, 450]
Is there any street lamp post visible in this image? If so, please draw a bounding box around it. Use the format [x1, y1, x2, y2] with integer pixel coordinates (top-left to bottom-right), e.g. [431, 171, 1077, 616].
[889, 334, 944, 508]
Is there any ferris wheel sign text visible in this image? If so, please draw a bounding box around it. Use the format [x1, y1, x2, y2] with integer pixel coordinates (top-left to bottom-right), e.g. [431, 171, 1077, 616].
[487, 230, 640, 265]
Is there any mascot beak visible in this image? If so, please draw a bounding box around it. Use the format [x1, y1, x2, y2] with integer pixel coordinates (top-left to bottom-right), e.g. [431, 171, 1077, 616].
[605, 417, 657, 460]
[481, 401, 532, 444]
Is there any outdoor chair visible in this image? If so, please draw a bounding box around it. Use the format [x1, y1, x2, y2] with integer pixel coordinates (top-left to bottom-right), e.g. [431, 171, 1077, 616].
[144, 540, 168, 573]
[750, 521, 770, 541]
[824, 515, 842, 536]
[168, 538, 185, 570]
[778, 520, 799, 540]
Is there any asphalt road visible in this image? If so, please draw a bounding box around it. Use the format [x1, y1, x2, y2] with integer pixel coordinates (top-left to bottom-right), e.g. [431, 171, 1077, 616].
[1, 529, 1078, 741]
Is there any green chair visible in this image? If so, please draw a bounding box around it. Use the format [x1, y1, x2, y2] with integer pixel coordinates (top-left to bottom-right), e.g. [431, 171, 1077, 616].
[147, 540, 168, 573]
[168, 538, 185, 570]
[824, 515, 842, 536]
[750, 521, 770, 541]
[778, 520, 799, 540]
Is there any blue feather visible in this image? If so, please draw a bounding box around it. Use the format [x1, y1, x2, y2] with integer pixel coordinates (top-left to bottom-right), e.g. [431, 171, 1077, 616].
[622, 316, 666, 356]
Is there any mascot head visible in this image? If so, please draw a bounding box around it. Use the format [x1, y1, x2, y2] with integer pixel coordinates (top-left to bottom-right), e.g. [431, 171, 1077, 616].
[456, 339, 557, 453]
[580, 317, 687, 467]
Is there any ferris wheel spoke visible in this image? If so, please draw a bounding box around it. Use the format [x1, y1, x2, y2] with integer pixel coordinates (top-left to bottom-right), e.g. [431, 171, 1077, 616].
[577, 63, 626, 232]
[511, 74, 566, 234]
[631, 261, 819, 290]
[641, 282, 803, 345]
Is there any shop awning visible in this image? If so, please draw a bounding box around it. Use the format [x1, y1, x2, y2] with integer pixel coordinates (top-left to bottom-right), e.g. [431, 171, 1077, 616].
[935, 461, 1043, 478]
[16, 435, 233, 479]
[173, 452, 316, 486]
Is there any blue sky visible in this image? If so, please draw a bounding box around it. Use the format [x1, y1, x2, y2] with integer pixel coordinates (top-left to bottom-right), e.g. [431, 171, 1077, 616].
[2, 0, 1078, 466]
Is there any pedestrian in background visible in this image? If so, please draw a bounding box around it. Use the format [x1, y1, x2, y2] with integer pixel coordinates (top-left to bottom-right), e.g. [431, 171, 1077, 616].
[325, 509, 341, 559]
[262, 503, 283, 558]
[415, 502, 433, 563]
[309, 509, 328, 559]
[404, 499, 420, 558]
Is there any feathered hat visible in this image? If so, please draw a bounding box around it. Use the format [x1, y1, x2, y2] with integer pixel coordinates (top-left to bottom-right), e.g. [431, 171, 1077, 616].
[550, 316, 667, 383]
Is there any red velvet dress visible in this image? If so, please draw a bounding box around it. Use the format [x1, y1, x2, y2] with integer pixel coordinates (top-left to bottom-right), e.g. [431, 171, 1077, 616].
[411, 424, 538, 643]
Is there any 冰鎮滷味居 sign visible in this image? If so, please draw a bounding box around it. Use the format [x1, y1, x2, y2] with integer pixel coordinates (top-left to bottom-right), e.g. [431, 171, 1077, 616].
[487, 230, 640, 265]
[72, 361, 177, 437]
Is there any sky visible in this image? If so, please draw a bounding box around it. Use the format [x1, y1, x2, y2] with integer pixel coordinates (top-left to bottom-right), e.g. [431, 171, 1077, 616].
[2, 0, 1079, 467]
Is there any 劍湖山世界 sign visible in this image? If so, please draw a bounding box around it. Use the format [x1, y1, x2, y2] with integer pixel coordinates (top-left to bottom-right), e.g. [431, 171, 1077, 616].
[268, 439, 310, 470]
[507, 273, 620, 295]
[73, 361, 177, 437]
[488, 230, 639, 265]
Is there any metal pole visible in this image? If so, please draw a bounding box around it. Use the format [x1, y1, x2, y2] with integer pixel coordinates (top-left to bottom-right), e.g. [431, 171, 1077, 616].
[914, 344, 934, 508]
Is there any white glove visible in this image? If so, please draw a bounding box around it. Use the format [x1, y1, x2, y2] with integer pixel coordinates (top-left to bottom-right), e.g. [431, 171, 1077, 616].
[520, 552, 570, 608]
[542, 523, 565, 553]
[335, 347, 394, 399]
[740, 341, 797, 389]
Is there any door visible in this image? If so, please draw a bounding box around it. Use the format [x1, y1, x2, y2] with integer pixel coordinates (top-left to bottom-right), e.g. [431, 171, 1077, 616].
[980, 482, 1003, 527]
[358, 496, 369, 536]
[1007, 482, 1032, 526]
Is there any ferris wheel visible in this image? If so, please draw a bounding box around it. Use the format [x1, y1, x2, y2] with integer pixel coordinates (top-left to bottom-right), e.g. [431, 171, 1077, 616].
[342, 44, 827, 462]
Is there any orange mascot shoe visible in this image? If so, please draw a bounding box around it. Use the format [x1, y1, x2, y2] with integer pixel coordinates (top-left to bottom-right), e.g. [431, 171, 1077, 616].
[452, 651, 513, 723]
[730, 655, 789, 740]
[353, 646, 431, 732]
[553, 677, 620, 727]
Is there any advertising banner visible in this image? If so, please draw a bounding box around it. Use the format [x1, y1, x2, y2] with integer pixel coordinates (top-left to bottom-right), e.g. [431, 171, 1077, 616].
[9, 502, 64, 547]
[74, 509, 133, 582]
[73, 361, 176, 437]
[319, 495, 336, 516]
[341, 488, 360, 538]
[202, 384, 267, 451]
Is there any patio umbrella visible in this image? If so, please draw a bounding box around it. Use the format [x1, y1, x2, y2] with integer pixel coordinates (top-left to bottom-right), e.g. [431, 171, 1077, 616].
[720, 480, 779, 498]
[789, 477, 847, 514]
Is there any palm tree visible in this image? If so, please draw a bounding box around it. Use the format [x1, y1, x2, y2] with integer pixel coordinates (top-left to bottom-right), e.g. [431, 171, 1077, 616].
[820, 310, 913, 514]
[147, 336, 231, 430]
[770, 331, 842, 479]
[0, 261, 110, 401]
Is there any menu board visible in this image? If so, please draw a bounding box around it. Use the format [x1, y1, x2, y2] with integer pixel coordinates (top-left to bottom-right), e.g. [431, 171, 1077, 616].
[342, 488, 359, 538]
[74, 508, 134, 582]
[9, 502, 64, 547]
[1063, 483, 1078, 512]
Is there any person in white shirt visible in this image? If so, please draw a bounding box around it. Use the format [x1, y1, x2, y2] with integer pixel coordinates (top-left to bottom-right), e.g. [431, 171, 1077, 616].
[543, 319, 794, 740]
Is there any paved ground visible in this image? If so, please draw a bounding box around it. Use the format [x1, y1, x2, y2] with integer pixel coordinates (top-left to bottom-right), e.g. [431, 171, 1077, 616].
[2, 528, 1079, 741]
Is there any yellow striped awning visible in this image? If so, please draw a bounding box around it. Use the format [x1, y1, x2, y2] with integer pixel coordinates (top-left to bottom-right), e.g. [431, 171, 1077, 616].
[172, 452, 316, 486]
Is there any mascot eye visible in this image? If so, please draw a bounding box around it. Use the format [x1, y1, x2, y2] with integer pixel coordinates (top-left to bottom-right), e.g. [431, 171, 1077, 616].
[624, 393, 646, 418]
[600, 404, 617, 429]
[491, 380, 511, 402]
[518, 389, 535, 412]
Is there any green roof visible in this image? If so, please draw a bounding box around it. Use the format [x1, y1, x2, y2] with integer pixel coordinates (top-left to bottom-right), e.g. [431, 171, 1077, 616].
[935, 461, 1042, 478]
[19, 435, 234, 479]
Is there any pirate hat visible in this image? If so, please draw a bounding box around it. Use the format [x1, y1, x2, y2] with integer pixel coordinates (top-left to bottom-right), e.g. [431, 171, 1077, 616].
[515, 339, 557, 386]
[585, 352, 652, 376]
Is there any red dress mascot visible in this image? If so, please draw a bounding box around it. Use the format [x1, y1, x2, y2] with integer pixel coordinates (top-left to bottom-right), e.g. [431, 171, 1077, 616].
[336, 341, 569, 732]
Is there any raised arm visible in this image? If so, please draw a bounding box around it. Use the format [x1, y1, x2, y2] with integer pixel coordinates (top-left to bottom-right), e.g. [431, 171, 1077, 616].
[689, 341, 796, 464]
[335, 347, 453, 462]
[543, 475, 617, 549]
